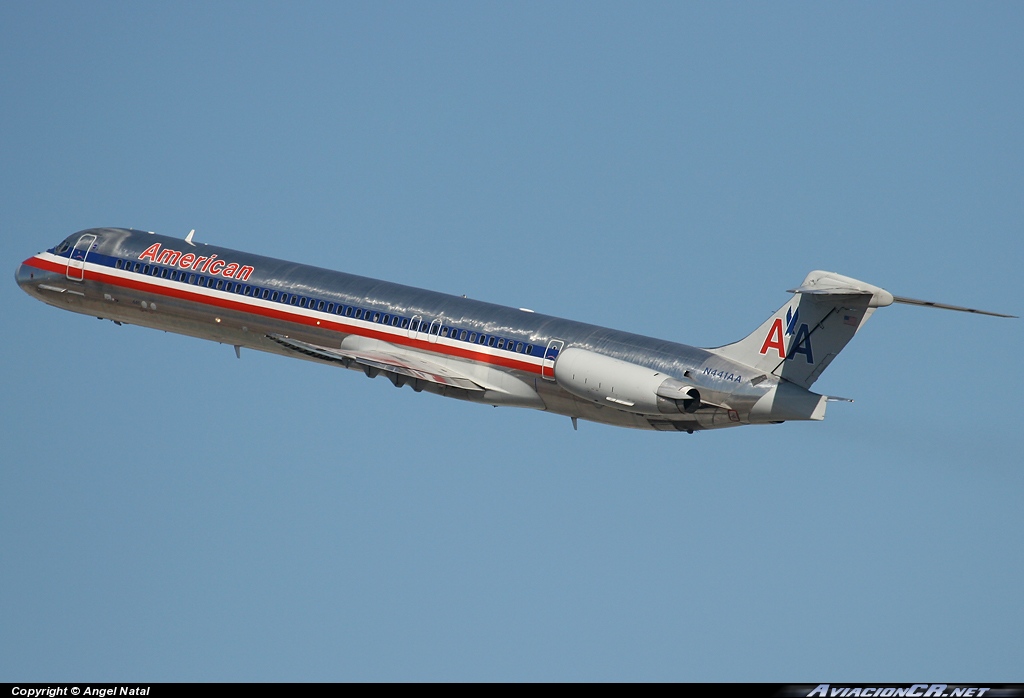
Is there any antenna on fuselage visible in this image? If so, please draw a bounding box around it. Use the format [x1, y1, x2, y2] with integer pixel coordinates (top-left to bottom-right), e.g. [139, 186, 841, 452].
[185, 229, 196, 246]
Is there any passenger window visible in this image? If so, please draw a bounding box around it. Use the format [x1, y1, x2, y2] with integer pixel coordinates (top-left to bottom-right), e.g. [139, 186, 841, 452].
[134, 263, 142, 272]
[115, 260, 123, 269]
[161, 268, 169, 279]
[215, 279, 223, 290]
[488, 336, 496, 347]
[391, 316, 400, 327]
[151, 266, 160, 276]
[441, 327, 450, 337]
[516, 342, 525, 353]
[382, 314, 390, 324]
[188, 274, 197, 284]
[401, 318, 409, 329]
[345, 306, 354, 317]
[468, 333, 477, 343]
[496, 338, 505, 349]
[271, 292, 279, 302]
[317, 300, 325, 311]
[459, 330, 468, 341]
[143, 265, 151, 275]
[223, 281, 232, 292]
[478, 335, 486, 345]
[326, 303, 334, 313]
[290, 295, 298, 305]
[354, 308, 363, 319]
[206, 278, 215, 288]
[526, 344, 534, 355]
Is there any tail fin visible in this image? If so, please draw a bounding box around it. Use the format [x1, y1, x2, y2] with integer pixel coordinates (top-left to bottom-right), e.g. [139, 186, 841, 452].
[708, 271, 893, 388]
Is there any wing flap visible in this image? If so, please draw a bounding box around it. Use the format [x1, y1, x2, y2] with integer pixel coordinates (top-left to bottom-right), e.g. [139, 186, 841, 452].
[266, 334, 485, 391]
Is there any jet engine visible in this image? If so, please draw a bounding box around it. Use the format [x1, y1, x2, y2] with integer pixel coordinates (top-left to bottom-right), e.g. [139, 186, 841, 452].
[553, 347, 704, 415]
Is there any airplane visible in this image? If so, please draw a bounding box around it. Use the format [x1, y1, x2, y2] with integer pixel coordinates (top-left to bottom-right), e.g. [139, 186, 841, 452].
[16, 227, 1015, 432]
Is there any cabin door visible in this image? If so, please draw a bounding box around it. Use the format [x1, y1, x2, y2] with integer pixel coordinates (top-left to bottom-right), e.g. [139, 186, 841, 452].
[66, 234, 96, 282]
[427, 317, 442, 344]
[541, 338, 564, 381]
[410, 315, 428, 343]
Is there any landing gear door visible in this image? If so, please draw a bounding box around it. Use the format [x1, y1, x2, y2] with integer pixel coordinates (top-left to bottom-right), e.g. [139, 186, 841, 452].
[541, 338, 564, 381]
[66, 234, 97, 282]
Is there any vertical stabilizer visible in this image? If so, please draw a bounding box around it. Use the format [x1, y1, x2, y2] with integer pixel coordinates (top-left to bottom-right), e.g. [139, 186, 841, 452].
[707, 271, 895, 388]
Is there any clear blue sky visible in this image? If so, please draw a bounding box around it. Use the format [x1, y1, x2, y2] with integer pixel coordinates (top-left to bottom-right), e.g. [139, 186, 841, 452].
[2, 1, 1022, 681]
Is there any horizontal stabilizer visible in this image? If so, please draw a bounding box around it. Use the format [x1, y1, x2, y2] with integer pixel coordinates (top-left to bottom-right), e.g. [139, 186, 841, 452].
[891, 296, 1017, 318]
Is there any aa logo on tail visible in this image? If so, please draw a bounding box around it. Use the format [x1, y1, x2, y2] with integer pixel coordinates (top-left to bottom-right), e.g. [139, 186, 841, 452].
[759, 307, 813, 363]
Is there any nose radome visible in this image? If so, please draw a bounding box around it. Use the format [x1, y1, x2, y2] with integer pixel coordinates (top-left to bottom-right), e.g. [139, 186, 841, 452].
[16, 259, 39, 293]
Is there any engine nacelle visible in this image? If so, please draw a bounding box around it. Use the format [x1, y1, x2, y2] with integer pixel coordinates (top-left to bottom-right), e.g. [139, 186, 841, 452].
[553, 347, 702, 415]
[654, 380, 702, 413]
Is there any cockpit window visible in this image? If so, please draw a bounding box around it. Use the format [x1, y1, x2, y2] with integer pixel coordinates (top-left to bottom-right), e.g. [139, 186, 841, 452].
[54, 238, 74, 255]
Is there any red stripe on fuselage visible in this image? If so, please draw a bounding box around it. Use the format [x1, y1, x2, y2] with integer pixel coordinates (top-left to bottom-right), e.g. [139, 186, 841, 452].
[24, 255, 544, 375]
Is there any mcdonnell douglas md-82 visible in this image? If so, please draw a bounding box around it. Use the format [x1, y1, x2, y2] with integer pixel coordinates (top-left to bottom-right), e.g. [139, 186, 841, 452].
[16, 228, 1015, 432]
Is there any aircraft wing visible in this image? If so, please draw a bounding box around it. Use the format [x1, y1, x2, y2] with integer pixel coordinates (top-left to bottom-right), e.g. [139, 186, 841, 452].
[266, 333, 485, 391]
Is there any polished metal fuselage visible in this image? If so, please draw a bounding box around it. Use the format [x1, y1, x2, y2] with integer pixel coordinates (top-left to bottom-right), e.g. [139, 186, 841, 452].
[18, 228, 769, 431]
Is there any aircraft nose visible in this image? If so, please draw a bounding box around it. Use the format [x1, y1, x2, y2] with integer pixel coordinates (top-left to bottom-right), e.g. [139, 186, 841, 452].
[15, 259, 38, 294]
